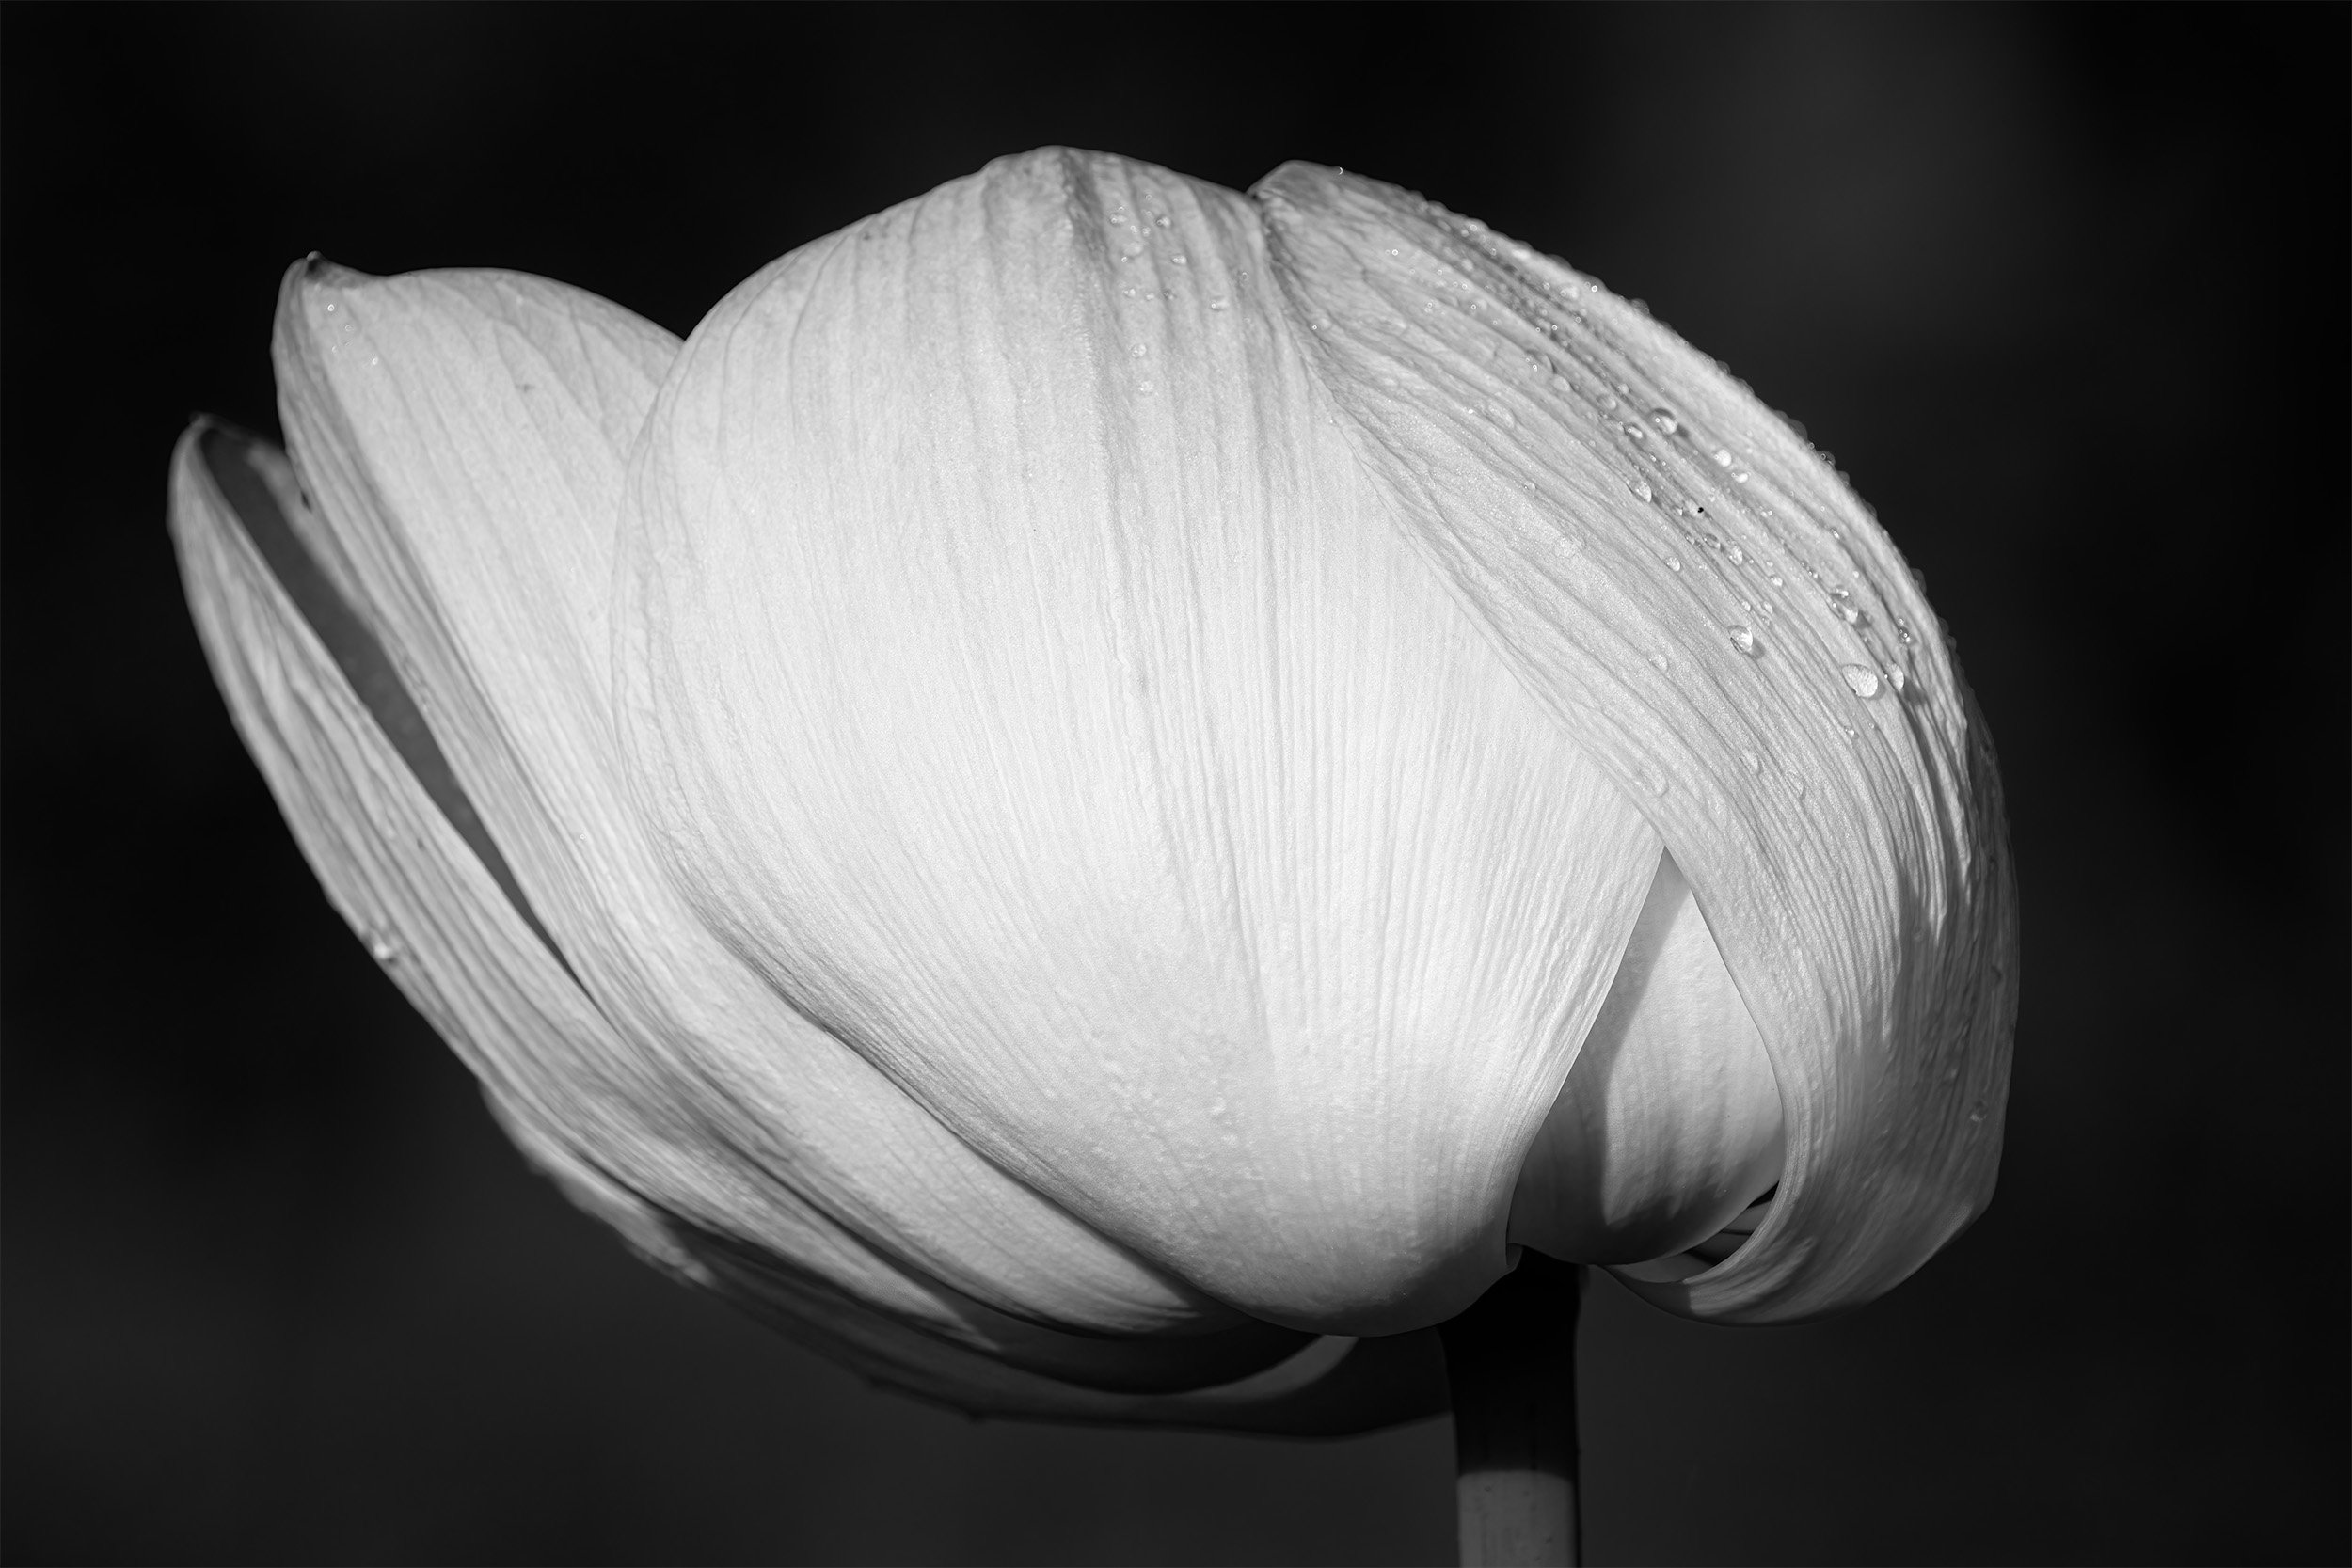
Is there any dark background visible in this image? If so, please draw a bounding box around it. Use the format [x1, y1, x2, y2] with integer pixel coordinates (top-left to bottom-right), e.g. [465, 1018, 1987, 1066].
[4, 5, 2344, 1564]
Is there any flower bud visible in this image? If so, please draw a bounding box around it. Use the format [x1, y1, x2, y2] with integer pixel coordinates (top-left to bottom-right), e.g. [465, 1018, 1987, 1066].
[170, 149, 2014, 1431]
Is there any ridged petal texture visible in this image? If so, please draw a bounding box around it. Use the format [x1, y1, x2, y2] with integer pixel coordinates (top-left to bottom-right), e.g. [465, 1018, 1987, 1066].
[169, 263, 1444, 1429]
[171, 144, 2014, 1433]
[1253, 162, 2017, 1320]
[618, 150, 1668, 1335]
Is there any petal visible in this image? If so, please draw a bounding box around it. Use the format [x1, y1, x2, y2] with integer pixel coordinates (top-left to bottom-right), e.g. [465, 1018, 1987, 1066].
[618, 149, 1663, 1333]
[265, 263, 1249, 1345]
[1256, 165, 2018, 1323]
[1508, 850, 1786, 1264]
[169, 420, 1308, 1397]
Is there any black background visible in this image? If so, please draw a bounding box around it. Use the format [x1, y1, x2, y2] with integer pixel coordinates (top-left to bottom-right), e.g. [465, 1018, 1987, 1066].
[5, 6, 2345, 1564]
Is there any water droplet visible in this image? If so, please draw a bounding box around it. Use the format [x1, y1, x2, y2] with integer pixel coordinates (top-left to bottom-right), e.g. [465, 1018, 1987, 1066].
[1629, 478, 1654, 502]
[1727, 626, 1759, 657]
[1733, 469, 1751, 483]
[1598, 390, 1620, 410]
[1789, 773, 1807, 799]
[1663, 555, 1682, 572]
[1170, 251, 1190, 266]
[1644, 770, 1670, 796]
[1740, 749, 1761, 772]
[1648, 407, 1679, 436]
[1648, 652, 1669, 672]
[1767, 573, 1785, 587]
[1208, 297, 1230, 311]
[1726, 545, 1747, 564]
[1486, 403, 1517, 428]
[1841, 664, 1883, 699]
[1151, 211, 1171, 229]
[1884, 666, 1908, 694]
[1712, 447, 1734, 467]
[1968, 1101, 1989, 1125]
[1827, 586, 1851, 600]
[1623, 422, 1647, 443]
[1130, 343, 1149, 357]
[1835, 603, 1866, 626]
[1136, 380, 1155, 395]
[366, 927, 402, 963]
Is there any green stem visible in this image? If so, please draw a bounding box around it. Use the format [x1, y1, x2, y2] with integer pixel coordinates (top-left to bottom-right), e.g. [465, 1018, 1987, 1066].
[1438, 1253, 1582, 1567]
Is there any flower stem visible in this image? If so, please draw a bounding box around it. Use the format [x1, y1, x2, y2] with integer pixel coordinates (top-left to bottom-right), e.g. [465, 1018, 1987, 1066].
[1438, 1253, 1583, 1567]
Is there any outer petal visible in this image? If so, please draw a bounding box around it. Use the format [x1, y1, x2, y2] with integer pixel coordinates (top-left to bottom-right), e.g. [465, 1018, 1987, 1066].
[257, 266, 1297, 1370]
[169, 420, 1396, 1414]
[617, 149, 1663, 1333]
[1256, 166, 2018, 1322]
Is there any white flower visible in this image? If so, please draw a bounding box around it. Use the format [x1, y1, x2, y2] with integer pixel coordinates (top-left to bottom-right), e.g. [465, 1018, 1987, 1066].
[168, 149, 2015, 1433]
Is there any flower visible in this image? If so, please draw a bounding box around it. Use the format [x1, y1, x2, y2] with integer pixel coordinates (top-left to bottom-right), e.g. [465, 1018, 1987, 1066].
[168, 149, 2016, 1434]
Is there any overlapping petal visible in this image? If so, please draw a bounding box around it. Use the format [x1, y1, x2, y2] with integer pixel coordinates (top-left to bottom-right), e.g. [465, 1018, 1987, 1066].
[616, 149, 1666, 1333]
[176, 267, 1365, 1402]
[1255, 163, 2018, 1321]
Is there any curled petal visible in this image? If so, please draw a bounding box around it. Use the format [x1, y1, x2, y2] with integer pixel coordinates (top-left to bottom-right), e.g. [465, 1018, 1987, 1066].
[1257, 164, 2017, 1322]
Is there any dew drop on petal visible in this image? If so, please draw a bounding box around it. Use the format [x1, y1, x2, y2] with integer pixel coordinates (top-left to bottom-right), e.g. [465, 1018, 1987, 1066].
[1662, 555, 1682, 572]
[1629, 478, 1654, 502]
[1648, 652, 1669, 672]
[1712, 447, 1734, 467]
[366, 927, 402, 963]
[1740, 749, 1761, 772]
[1208, 297, 1231, 311]
[1648, 407, 1679, 436]
[1968, 1101, 1989, 1125]
[1884, 665, 1908, 694]
[1727, 626, 1759, 657]
[1841, 663, 1883, 699]
[1726, 545, 1747, 564]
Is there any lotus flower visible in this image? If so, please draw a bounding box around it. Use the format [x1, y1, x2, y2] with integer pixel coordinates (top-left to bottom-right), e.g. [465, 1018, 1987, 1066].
[168, 150, 2016, 1447]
